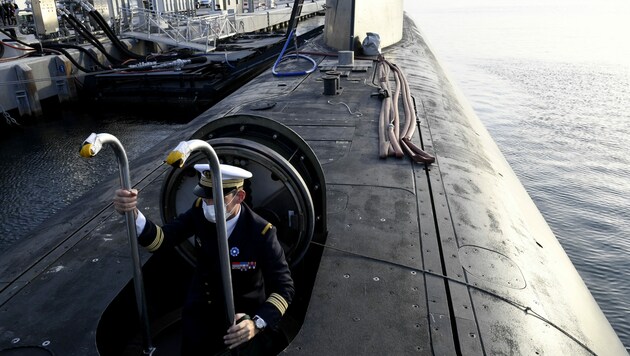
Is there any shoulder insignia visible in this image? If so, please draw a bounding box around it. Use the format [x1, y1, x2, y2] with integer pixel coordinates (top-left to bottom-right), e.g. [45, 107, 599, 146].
[261, 223, 273, 236]
[195, 197, 203, 208]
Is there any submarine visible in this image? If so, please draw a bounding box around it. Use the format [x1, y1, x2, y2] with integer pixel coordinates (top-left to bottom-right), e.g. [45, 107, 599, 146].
[0, 0, 627, 355]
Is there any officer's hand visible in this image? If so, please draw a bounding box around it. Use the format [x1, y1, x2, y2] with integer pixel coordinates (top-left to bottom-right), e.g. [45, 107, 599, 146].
[224, 313, 258, 349]
[113, 189, 138, 215]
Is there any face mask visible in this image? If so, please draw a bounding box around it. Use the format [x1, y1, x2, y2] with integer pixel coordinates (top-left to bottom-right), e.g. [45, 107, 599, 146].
[202, 194, 236, 223]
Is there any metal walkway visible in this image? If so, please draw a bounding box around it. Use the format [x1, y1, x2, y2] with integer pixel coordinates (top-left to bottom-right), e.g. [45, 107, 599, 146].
[118, 0, 325, 53]
[120, 8, 238, 52]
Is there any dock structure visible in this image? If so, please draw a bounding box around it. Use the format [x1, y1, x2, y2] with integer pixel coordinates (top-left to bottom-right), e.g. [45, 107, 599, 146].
[0, 37, 137, 117]
[0, 48, 86, 117]
[0, 0, 325, 116]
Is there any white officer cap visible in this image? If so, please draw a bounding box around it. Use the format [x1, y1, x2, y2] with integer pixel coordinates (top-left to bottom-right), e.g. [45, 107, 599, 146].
[193, 164, 252, 198]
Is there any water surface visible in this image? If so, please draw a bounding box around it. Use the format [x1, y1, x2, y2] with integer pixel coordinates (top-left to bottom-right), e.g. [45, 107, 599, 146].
[0, 105, 188, 251]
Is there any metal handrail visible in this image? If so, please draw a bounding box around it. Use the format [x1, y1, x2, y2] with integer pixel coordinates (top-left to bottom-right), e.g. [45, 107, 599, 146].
[165, 140, 236, 326]
[80, 133, 155, 355]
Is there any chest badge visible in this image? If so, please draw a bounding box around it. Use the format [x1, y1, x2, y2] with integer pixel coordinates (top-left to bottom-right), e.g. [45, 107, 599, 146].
[230, 247, 240, 257]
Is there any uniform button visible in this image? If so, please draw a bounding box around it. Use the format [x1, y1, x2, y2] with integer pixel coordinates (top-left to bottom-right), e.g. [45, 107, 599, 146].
[205, 292, 210, 295]
[207, 300, 212, 304]
[204, 282, 209, 286]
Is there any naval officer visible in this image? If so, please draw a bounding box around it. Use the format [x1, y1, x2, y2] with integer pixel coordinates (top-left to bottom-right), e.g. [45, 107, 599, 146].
[113, 164, 294, 355]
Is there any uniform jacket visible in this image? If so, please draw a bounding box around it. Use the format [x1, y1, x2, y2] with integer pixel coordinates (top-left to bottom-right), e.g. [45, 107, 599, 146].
[138, 200, 294, 329]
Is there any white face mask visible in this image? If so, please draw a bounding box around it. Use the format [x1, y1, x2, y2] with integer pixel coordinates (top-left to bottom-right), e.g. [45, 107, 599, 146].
[202, 194, 236, 223]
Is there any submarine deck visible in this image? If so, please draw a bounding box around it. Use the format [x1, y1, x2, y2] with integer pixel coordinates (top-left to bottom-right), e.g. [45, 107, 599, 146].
[0, 16, 626, 356]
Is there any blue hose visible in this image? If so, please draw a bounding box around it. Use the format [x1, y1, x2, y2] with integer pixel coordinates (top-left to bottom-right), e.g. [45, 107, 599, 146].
[272, 29, 317, 77]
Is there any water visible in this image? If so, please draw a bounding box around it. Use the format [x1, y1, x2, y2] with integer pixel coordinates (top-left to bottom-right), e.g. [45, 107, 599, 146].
[405, 0, 630, 348]
[0, 105, 189, 251]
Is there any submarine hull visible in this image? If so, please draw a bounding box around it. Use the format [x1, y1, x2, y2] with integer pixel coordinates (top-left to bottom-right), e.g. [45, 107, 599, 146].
[0, 8, 626, 356]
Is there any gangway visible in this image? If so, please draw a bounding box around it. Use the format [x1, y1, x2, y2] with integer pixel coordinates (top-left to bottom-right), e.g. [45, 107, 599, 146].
[118, 0, 325, 53]
[120, 8, 238, 52]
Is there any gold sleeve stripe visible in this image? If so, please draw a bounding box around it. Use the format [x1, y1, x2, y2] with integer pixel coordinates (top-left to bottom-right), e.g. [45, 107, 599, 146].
[261, 223, 273, 235]
[146, 227, 164, 252]
[266, 293, 289, 315]
[195, 197, 202, 208]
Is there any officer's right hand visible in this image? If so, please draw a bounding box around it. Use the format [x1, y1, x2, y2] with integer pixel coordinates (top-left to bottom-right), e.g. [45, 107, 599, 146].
[113, 189, 138, 214]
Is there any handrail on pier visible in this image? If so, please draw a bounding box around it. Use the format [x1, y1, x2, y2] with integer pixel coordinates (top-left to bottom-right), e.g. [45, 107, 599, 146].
[119, 7, 238, 52]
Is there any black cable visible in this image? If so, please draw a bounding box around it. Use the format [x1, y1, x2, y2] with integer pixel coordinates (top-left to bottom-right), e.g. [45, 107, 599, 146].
[88, 9, 143, 60]
[0, 28, 37, 49]
[67, 17, 105, 51]
[89, 7, 200, 64]
[61, 13, 123, 65]
[309, 240, 598, 355]
[62, 13, 107, 52]
[44, 43, 110, 70]
[0, 29, 75, 71]
[44, 46, 94, 73]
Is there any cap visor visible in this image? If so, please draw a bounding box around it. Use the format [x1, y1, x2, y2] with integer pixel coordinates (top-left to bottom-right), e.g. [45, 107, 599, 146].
[193, 184, 214, 199]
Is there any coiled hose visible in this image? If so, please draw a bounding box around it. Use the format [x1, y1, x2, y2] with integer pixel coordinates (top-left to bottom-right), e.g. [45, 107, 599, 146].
[377, 56, 435, 164]
[272, 29, 317, 77]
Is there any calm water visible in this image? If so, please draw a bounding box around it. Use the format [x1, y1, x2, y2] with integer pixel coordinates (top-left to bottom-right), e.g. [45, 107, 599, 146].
[0, 105, 188, 250]
[406, 0, 630, 348]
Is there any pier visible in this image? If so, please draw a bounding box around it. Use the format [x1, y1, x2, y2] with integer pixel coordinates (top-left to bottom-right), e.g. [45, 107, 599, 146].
[0, 0, 325, 117]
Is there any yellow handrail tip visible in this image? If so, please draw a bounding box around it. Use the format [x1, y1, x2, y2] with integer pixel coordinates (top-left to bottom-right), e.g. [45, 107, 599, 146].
[79, 144, 94, 158]
[165, 151, 185, 167]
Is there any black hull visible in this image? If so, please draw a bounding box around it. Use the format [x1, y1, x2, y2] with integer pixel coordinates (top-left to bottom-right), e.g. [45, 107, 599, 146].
[0, 14, 625, 356]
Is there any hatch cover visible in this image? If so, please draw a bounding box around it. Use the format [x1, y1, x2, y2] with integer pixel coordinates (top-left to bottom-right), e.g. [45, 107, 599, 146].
[160, 115, 327, 268]
[459, 245, 526, 289]
[246, 100, 277, 111]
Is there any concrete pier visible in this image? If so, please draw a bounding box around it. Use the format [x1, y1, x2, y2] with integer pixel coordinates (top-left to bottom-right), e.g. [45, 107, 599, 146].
[0, 1, 325, 116]
[0, 40, 134, 117]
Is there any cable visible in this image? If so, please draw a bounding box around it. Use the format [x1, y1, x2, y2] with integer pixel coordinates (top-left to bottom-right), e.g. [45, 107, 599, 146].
[0, 28, 39, 49]
[310, 240, 598, 355]
[44, 43, 111, 70]
[46, 46, 94, 73]
[0, 52, 30, 63]
[1, 39, 35, 52]
[61, 12, 106, 51]
[60, 12, 122, 65]
[221, 52, 235, 69]
[86, 5, 143, 61]
[327, 100, 362, 117]
[272, 29, 317, 77]
[2, 17, 114, 72]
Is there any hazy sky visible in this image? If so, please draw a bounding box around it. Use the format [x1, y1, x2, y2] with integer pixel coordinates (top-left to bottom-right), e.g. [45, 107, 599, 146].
[405, 0, 630, 66]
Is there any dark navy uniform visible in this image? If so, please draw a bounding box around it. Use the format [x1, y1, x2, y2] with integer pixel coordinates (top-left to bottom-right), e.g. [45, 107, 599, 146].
[138, 199, 294, 354]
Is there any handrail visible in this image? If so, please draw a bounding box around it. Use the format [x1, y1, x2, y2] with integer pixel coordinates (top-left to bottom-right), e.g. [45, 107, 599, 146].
[165, 140, 236, 326]
[79, 133, 155, 355]
[119, 7, 238, 51]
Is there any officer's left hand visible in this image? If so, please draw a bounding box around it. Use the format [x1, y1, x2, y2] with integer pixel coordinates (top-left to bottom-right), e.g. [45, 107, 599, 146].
[224, 313, 259, 349]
